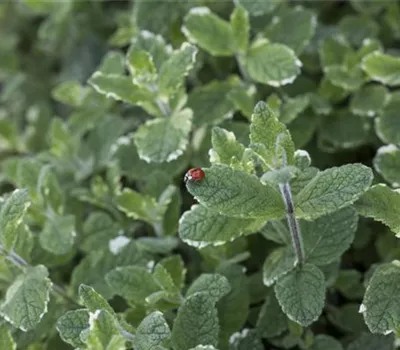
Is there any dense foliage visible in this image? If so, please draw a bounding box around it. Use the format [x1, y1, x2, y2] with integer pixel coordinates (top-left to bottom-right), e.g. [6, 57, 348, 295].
[1, 0, 400, 349]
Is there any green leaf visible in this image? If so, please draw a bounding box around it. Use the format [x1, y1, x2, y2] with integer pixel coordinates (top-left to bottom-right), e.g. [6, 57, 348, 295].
[374, 145, 400, 187]
[350, 0, 385, 15]
[318, 110, 371, 151]
[189, 346, 217, 350]
[132, 30, 171, 71]
[362, 51, 400, 86]
[335, 270, 364, 300]
[324, 65, 365, 91]
[158, 255, 186, 290]
[52, 80, 87, 106]
[0, 324, 16, 350]
[229, 329, 263, 350]
[88, 72, 156, 114]
[256, 288, 288, 338]
[134, 108, 192, 163]
[339, 15, 379, 47]
[78, 284, 115, 316]
[375, 92, 400, 144]
[116, 188, 162, 223]
[81, 309, 124, 350]
[246, 42, 301, 87]
[188, 78, 238, 126]
[158, 43, 197, 95]
[227, 85, 255, 119]
[210, 127, 245, 165]
[347, 333, 394, 350]
[179, 204, 264, 248]
[280, 94, 310, 124]
[361, 261, 400, 334]
[152, 263, 180, 297]
[97, 51, 125, 75]
[171, 293, 219, 350]
[350, 84, 389, 117]
[302, 207, 358, 265]
[216, 264, 249, 347]
[0, 265, 52, 331]
[230, 5, 249, 54]
[265, 7, 317, 54]
[0, 188, 30, 250]
[186, 273, 231, 303]
[56, 309, 90, 348]
[126, 48, 156, 85]
[135, 311, 171, 350]
[274, 264, 325, 326]
[186, 164, 284, 219]
[355, 184, 400, 236]
[295, 164, 373, 220]
[105, 266, 159, 303]
[235, 0, 281, 15]
[319, 37, 352, 68]
[327, 303, 367, 334]
[263, 247, 296, 287]
[310, 335, 343, 350]
[250, 101, 295, 166]
[182, 7, 234, 56]
[39, 214, 75, 255]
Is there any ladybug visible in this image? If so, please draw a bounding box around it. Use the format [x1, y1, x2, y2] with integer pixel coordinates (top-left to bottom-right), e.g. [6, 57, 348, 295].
[184, 168, 205, 184]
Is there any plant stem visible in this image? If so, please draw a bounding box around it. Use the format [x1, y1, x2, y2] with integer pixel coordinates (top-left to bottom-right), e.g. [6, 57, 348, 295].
[0, 245, 80, 307]
[279, 182, 305, 265]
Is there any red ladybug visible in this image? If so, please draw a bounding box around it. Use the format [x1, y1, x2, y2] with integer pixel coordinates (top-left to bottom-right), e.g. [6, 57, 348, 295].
[184, 168, 205, 184]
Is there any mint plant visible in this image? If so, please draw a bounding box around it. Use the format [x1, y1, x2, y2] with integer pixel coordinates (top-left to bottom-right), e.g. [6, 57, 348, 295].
[1, 0, 400, 349]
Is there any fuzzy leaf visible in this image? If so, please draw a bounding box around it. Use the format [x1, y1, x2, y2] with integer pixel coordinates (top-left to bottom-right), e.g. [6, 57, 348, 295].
[355, 184, 400, 236]
[88, 72, 153, 105]
[81, 309, 124, 350]
[185, 164, 284, 219]
[373, 145, 400, 187]
[302, 206, 358, 265]
[0, 265, 52, 331]
[256, 288, 288, 338]
[263, 247, 296, 287]
[246, 42, 301, 87]
[0, 189, 30, 250]
[362, 51, 400, 86]
[230, 5, 249, 54]
[375, 92, 400, 144]
[134, 108, 192, 163]
[135, 311, 171, 350]
[310, 335, 343, 350]
[105, 266, 159, 303]
[350, 84, 388, 117]
[235, 0, 280, 15]
[186, 273, 231, 303]
[158, 43, 197, 95]
[265, 7, 317, 54]
[188, 79, 238, 126]
[182, 7, 234, 56]
[39, 214, 75, 255]
[56, 309, 90, 348]
[171, 293, 219, 350]
[250, 101, 295, 166]
[210, 127, 245, 165]
[347, 332, 394, 350]
[0, 325, 16, 350]
[295, 164, 373, 220]
[179, 204, 264, 248]
[116, 188, 162, 223]
[274, 264, 325, 326]
[79, 284, 115, 316]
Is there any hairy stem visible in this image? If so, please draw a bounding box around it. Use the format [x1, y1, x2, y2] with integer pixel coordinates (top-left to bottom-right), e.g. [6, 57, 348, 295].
[279, 182, 305, 265]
